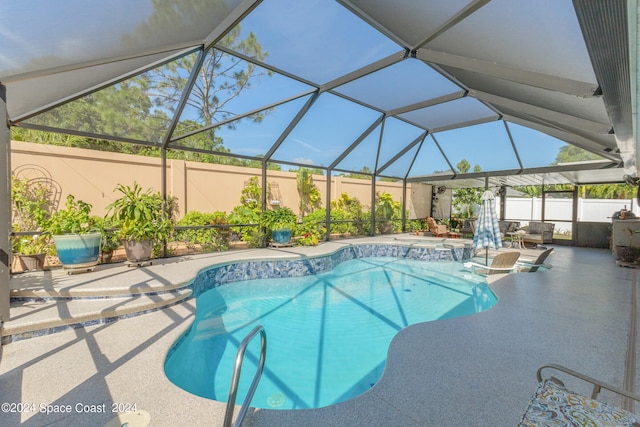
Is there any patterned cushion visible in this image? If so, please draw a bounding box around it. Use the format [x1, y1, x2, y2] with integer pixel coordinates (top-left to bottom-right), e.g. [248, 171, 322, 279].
[519, 379, 640, 427]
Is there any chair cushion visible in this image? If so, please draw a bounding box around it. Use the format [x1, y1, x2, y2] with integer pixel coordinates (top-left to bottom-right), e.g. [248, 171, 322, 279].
[519, 379, 640, 426]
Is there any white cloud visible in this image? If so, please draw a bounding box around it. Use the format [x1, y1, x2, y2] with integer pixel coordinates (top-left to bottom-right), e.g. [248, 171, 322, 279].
[294, 138, 322, 153]
[292, 157, 315, 165]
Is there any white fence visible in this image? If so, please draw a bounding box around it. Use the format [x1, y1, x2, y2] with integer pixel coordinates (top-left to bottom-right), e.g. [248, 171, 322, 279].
[503, 197, 637, 224]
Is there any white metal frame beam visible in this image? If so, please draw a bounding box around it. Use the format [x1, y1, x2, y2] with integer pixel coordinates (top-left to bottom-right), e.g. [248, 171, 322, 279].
[416, 48, 599, 98]
[0, 84, 10, 323]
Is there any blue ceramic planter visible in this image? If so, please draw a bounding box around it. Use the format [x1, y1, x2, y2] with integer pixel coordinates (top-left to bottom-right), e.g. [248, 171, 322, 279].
[52, 232, 101, 268]
[272, 228, 292, 244]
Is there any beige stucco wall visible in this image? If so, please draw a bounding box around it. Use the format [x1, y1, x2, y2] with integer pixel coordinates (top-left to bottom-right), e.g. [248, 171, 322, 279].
[10, 141, 418, 220]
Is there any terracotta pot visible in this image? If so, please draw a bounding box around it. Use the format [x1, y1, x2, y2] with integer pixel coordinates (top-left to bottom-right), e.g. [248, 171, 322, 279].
[100, 250, 113, 264]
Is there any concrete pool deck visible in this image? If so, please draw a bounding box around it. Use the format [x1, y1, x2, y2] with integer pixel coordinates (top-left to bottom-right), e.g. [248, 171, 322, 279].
[0, 236, 638, 426]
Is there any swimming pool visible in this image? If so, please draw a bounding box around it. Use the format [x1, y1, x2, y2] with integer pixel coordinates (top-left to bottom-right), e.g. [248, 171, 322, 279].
[165, 247, 496, 410]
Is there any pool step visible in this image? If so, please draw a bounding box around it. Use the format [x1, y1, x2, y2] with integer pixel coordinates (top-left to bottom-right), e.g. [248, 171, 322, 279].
[2, 288, 192, 344]
[8, 263, 192, 299]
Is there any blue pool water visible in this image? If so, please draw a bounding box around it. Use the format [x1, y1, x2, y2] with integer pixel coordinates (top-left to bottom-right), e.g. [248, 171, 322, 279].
[164, 256, 496, 410]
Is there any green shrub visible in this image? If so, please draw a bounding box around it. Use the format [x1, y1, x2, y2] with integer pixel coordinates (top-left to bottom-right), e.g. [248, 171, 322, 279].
[330, 192, 365, 236]
[176, 211, 230, 251]
[296, 209, 326, 246]
[228, 205, 262, 247]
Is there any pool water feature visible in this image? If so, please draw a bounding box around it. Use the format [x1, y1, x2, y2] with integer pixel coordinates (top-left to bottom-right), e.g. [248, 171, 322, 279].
[165, 250, 496, 410]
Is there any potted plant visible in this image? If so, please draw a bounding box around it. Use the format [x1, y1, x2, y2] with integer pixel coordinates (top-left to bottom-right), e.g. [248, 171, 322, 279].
[44, 195, 102, 271]
[97, 217, 120, 263]
[106, 182, 172, 263]
[11, 232, 50, 271]
[260, 207, 297, 245]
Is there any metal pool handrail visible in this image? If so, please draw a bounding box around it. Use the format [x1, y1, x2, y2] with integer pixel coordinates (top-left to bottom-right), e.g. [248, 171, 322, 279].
[537, 363, 640, 402]
[223, 325, 267, 427]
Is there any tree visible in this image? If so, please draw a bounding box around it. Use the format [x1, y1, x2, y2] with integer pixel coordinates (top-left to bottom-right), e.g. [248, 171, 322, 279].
[339, 166, 373, 180]
[156, 26, 271, 144]
[515, 185, 542, 197]
[452, 160, 483, 219]
[15, 20, 270, 166]
[554, 145, 601, 164]
[584, 184, 635, 199]
[513, 144, 634, 199]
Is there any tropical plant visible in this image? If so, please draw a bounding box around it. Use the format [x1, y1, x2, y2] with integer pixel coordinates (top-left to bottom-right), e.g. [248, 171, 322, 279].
[105, 182, 172, 242]
[375, 192, 401, 234]
[375, 192, 398, 220]
[44, 195, 99, 235]
[296, 168, 322, 219]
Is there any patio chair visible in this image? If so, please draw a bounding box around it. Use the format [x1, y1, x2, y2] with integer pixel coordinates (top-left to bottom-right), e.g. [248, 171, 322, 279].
[426, 216, 449, 237]
[463, 251, 521, 275]
[516, 248, 554, 272]
[519, 363, 640, 426]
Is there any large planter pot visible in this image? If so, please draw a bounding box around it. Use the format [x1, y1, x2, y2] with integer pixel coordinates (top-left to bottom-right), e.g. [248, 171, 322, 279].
[272, 229, 292, 244]
[14, 253, 46, 272]
[53, 232, 101, 270]
[122, 239, 153, 262]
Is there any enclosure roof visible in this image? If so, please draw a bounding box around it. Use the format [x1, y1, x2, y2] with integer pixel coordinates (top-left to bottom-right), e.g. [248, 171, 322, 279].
[0, 0, 637, 187]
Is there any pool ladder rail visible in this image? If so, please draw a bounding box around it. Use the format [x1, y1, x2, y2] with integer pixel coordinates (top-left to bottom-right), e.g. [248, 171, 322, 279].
[223, 325, 267, 427]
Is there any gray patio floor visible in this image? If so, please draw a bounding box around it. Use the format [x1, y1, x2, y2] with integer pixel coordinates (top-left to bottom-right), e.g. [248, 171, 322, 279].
[0, 237, 638, 426]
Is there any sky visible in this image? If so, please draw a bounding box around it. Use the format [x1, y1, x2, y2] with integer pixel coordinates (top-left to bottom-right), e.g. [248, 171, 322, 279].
[199, 0, 589, 175]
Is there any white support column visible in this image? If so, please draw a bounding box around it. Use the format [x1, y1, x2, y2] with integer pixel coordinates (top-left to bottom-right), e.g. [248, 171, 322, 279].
[631, 0, 640, 175]
[0, 84, 10, 323]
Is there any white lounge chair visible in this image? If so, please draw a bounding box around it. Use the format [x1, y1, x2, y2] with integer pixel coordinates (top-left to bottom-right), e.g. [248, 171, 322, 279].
[516, 248, 554, 272]
[463, 251, 521, 275]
